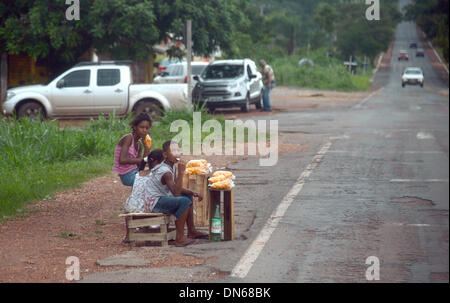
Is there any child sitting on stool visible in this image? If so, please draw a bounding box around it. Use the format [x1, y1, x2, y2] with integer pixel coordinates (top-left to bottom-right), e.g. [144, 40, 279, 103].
[147, 141, 208, 247]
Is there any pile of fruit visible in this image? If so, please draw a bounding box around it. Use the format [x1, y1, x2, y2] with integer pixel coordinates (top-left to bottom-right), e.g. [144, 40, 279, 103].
[208, 171, 235, 190]
[185, 159, 212, 175]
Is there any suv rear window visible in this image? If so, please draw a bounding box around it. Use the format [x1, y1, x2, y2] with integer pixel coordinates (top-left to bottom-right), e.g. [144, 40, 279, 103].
[202, 64, 244, 79]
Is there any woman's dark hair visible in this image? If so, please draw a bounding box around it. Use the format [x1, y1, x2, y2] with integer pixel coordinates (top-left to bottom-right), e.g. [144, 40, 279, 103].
[138, 149, 164, 171]
[130, 113, 152, 128]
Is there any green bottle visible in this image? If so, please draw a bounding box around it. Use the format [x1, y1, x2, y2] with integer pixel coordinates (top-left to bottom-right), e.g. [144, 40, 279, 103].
[211, 205, 222, 242]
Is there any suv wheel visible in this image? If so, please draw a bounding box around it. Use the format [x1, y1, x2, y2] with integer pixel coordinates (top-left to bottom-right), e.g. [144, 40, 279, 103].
[17, 101, 46, 120]
[241, 95, 250, 113]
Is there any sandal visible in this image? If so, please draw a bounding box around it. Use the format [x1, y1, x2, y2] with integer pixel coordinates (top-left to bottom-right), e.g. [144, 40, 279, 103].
[175, 239, 199, 247]
[189, 232, 209, 239]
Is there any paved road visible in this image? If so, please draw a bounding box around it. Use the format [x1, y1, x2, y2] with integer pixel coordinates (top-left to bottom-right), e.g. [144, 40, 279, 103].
[81, 0, 448, 283]
[219, 0, 448, 283]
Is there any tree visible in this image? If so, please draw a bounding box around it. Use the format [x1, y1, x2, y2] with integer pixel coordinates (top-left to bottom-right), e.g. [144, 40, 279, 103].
[404, 0, 449, 62]
[314, 3, 338, 37]
[0, 0, 247, 78]
[0, 0, 93, 75]
[335, 1, 401, 64]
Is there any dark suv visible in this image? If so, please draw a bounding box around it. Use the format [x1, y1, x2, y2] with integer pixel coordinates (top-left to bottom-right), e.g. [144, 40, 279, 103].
[416, 48, 425, 57]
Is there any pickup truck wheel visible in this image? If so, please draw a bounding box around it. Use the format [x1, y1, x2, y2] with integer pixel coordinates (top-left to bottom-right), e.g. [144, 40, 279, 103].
[241, 95, 250, 113]
[17, 101, 45, 120]
[134, 100, 162, 119]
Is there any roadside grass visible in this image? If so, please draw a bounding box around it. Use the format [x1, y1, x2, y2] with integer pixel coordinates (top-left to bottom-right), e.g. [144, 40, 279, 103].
[236, 45, 372, 91]
[0, 108, 261, 221]
[272, 54, 372, 91]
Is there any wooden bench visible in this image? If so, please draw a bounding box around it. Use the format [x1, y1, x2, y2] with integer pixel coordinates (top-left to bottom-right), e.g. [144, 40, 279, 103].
[119, 213, 176, 247]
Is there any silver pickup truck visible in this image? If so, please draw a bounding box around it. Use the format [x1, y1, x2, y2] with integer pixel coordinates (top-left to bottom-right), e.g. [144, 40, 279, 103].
[3, 61, 188, 119]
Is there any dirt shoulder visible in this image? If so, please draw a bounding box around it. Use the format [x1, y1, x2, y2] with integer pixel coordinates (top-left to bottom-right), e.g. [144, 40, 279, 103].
[209, 88, 371, 120]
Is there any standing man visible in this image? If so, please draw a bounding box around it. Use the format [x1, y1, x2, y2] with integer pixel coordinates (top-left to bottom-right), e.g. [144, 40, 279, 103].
[259, 59, 275, 112]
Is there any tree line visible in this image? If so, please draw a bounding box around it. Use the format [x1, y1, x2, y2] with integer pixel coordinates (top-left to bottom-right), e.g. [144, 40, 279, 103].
[404, 0, 449, 62]
[232, 0, 402, 66]
[0, 0, 404, 77]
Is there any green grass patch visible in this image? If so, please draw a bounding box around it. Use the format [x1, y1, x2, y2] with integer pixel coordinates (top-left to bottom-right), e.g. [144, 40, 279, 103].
[272, 54, 372, 91]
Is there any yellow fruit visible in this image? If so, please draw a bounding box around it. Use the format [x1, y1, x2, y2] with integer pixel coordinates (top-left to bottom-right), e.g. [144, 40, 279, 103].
[186, 159, 208, 168]
[185, 167, 207, 175]
[213, 171, 233, 179]
[143, 135, 152, 149]
[208, 175, 227, 184]
[211, 179, 232, 190]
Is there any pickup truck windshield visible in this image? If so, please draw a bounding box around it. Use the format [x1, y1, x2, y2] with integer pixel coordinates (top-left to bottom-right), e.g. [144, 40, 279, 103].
[202, 64, 244, 79]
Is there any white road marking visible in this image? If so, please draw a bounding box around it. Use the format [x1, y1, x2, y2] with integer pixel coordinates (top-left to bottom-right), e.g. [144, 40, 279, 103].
[390, 179, 449, 183]
[327, 150, 443, 154]
[230, 142, 332, 279]
[417, 132, 434, 139]
[403, 151, 444, 154]
[329, 134, 350, 140]
[391, 223, 432, 227]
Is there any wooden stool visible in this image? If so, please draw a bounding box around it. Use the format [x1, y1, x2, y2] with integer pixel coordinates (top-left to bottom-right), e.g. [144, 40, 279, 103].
[119, 213, 176, 247]
[208, 188, 234, 241]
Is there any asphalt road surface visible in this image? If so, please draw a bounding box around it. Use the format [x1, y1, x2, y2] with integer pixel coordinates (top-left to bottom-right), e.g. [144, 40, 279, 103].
[219, 1, 448, 283]
[81, 0, 448, 283]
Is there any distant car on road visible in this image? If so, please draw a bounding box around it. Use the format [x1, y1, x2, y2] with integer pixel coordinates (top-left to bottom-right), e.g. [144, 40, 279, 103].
[402, 67, 424, 88]
[409, 41, 418, 48]
[154, 62, 209, 86]
[416, 48, 425, 57]
[398, 50, 409, 61]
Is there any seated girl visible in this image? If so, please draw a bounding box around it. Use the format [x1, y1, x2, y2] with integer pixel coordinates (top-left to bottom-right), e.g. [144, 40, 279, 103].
[113, 113, 152, 186]
[146, 141, 208, 247]
[124, 149, 164, 214]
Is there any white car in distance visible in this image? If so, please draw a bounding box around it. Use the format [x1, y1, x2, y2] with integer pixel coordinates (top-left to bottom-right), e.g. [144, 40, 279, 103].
[402, 67, 424, 88]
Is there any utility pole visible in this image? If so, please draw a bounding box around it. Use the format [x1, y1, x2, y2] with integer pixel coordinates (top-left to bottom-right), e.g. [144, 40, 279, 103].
[363, 55, 367, 74]
[186, 20, 192, 108]
[349, 55, 352, 73]
[0, 53, 7, 107]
